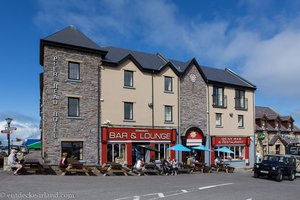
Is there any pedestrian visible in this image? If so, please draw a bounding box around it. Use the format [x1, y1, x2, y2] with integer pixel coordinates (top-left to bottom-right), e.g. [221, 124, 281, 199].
[8, 149, 23, 175]
[171, 158, 178, 175]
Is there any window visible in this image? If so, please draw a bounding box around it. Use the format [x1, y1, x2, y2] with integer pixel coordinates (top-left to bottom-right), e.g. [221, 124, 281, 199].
[215, 146, 245, 160]
[155, 143, 170, 160]
[124, 102, 133, 120]
[124, 70, 133, 87]
[68, 62, 80, 80]
[235, 90, 246, 109]
[61, 141, 83, 160]
[165, 106, 173, 122]
[216, 113, 222, 127]
[107, 143, 126, 163]
[212, 86, 226, 107]
[68, 97, 80, 117]
[238, 115, 244, 128]
[164, 76, 173, 92]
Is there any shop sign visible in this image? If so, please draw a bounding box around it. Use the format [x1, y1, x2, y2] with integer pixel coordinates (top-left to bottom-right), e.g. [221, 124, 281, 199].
[186, 130, 203, 146]
[215, 137, 246, 145]
[52, 56, 59, 138]
[287, 146, 300, 155]
[107, 128, 172, 141]
[258, 132, 265, 140]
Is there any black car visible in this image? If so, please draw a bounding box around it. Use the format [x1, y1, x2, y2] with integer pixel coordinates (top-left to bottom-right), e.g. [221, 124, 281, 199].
[253, 154, 297, 182]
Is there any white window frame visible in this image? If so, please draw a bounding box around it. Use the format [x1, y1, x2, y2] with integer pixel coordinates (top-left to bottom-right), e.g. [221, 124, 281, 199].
[124, 70, 134, 87]
[238, 115, 244, 128]
[216, 113, 222, 127]
[165, 105, 173, 122]
[164, 76, 173, 92]
[124, 102, 133, 120]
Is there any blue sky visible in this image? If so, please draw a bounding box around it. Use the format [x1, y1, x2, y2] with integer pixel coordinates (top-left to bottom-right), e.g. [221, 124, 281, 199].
[1, 0, 300, 142]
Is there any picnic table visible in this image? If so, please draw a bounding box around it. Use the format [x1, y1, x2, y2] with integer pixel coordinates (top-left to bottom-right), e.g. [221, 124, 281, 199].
[216, 163, 234, 173]
[61, 162, 91, 176]
[178, 163, 193, 174]
[23, 158, 49, 174]
[102, 163, 128, 176]
[142, 163, 160, 175]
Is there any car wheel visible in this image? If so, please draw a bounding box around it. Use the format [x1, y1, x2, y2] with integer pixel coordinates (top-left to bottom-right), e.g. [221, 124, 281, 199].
[276, 171, 283, 182]
[288, 172, 295, 181]
[254, 172, 259, 178]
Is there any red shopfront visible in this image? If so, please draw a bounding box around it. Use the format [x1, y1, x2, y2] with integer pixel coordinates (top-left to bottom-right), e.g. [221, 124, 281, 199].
[101, 127, 177, 166]
[210, 136, 250, 164]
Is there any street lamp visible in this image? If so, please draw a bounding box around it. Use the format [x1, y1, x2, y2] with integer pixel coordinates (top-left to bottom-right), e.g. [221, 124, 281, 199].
[5, 118, 12, 155]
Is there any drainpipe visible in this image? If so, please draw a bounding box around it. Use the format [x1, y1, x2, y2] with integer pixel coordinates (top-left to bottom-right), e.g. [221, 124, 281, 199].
[152, 71, 154, 129]
[97, 62, 101, 165]
[253, 92, 256, 165]
[177, 75, 181, 161]
[207, 84, 211, 166]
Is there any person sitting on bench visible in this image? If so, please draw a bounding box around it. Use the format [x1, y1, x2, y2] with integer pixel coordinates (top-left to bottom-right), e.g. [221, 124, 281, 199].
[8, 149, 23, 175]
[59, 152, 69, 169]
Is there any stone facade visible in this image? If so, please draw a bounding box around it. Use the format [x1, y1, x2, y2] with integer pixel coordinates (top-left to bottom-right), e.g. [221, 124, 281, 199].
[180, 65, 207, 136]
[41, 46, 102, 164]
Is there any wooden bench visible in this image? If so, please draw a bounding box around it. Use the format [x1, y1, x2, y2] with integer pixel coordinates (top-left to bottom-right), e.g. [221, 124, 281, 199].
[61, 163, 92, 176]
[142, 163, 159, 175]
[216, 163, 234, 173]
[103, 163, 127, 176]
[23, 159, 48, 174]
[178, 163, 193, 174]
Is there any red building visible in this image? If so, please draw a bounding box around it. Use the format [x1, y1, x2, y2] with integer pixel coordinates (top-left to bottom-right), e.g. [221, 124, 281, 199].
[102, 127, 177, 166]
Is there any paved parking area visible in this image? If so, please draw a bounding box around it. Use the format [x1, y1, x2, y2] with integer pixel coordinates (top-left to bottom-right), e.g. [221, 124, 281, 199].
[0, 170, 299, 200]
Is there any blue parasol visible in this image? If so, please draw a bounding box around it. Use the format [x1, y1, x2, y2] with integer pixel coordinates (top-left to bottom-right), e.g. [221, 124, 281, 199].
[214, 147, 234, 154]
[168, 144, 191, 152]
[192, 145, 213, 152]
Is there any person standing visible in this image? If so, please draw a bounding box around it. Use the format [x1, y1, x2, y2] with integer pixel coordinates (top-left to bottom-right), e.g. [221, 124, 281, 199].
[8, 149, 23, 175]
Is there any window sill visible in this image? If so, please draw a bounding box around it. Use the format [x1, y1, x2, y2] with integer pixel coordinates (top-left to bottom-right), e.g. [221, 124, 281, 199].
[235, 107, 248, 111]
[212, 105, 227, 109]
[164, 121, 174, 124]
[216, 126, 223, 128]
[123, 120, 136, 122]
[238, 126, 245, 129]
[66, 79, 82, 83]
[164, 91, 174, 94]
[67, 116, 83, 120]
[123, 86, 136, 90]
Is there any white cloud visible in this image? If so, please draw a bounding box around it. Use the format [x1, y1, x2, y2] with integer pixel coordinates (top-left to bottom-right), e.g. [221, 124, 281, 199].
[0, 112, 40, 145]
[34, 0, 300, 124]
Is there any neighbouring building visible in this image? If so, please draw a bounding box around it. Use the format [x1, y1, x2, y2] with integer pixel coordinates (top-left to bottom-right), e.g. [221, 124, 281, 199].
[255, 106, 300, 158]
[40, 26, 256, 167]
[205, 67, 256, 167]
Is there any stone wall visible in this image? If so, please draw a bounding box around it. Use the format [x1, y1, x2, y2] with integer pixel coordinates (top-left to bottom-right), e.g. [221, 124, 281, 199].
[180, 65, 207, 137]
[42, 46, 101, 164]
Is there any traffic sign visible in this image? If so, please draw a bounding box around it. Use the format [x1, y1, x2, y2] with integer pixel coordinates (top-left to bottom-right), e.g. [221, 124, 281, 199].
[7, 127, 17, 131]
[1, 130, 8, 133]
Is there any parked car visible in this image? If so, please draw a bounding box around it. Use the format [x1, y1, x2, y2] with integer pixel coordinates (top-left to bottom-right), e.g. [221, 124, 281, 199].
[0, 146, 8, 155]
[11, 145, 29, 154]
[253, 154, 297, 182]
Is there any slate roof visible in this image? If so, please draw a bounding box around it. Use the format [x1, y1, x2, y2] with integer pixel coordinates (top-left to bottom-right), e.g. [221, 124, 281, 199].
[201, 67, 256, 89]
[102, 46, 167, 71]
[255, 106, 279, 118]
[40, 25, 107, 65]
[269, 134, 299, 145]
[40, 25, 256, 90]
